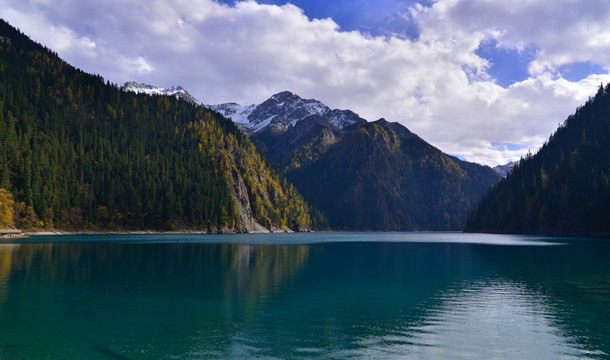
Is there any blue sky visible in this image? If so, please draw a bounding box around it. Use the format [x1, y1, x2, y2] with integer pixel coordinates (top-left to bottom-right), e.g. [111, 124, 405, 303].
[217, 0, 608, 87]
[221, 0, 424, 38]
[475, 41, 537, 87]
[1, 0, 609, 165]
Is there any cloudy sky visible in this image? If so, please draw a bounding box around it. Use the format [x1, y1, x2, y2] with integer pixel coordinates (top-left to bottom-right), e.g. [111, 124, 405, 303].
[2, 0, 610, 166]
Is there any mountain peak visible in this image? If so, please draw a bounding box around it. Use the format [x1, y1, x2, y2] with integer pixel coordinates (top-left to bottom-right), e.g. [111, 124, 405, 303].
[119, 81, 202, 106]
[373, 118, 389, 125]
[209, 91, 365, 134]
[492, 161, 516, 177]
[270, 90, 299, 101]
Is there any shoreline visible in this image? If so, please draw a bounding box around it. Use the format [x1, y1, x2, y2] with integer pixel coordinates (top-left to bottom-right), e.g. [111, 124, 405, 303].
[0, 228, 25, 239]
[19, 228, 301, 236]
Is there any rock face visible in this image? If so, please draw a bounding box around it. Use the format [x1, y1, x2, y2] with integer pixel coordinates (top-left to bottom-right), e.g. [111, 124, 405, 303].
[224, 145, 273, 233]
[0, 229, 22, 238]
[225, 168, 268, 233]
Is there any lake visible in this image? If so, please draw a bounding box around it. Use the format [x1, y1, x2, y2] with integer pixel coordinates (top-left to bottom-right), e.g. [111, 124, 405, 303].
[0, 232, 609, 359]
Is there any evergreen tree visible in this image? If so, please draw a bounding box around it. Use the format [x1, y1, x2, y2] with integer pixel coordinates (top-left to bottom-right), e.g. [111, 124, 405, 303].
[466, 83, 610, 235]
[0, 19, 317, 231]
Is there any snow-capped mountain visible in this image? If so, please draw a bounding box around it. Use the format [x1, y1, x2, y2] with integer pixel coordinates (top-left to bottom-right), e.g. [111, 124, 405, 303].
[209, 91, 363, 135]
[120, 81, 202, 106]
[493, 161, 516, 177]
[119, 84, 362, 135]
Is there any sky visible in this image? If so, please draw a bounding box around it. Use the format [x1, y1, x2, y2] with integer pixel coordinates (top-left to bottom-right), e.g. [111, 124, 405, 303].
[2, 0, 610, 166]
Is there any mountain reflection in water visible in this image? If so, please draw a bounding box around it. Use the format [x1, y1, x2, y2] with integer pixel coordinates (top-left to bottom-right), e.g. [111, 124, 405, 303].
[0, 233, 608, 359]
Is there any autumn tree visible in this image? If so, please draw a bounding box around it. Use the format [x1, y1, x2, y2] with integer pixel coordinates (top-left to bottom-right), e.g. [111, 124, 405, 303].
[0, 188, 15, 228]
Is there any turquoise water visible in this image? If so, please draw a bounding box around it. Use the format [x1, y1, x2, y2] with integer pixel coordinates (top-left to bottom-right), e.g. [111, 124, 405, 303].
[0, 232, 609, 359]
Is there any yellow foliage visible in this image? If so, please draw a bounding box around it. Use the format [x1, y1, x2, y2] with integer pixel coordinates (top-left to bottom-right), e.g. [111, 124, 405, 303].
[0, 188, 15, 228]
[540, 166, 549, 189]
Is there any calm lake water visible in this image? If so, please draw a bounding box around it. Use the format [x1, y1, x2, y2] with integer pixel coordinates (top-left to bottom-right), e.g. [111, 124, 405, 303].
[0, 232, 609, 359]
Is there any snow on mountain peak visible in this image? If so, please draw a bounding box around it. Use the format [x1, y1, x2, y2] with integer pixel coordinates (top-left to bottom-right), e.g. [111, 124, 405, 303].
[493, 161, 517, 177]
[209, 91, 363, 135]
[209, 103, 257, 125]
[119, 82, 364, 135]
[120, 81, 202, 106]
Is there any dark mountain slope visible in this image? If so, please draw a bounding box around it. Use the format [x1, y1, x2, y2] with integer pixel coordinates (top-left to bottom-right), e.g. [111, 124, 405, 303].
[287, 119, 500, 230]
[0, 19, 314, 232]
[215, 91, 500, 230]
[465, 83, 610, 235]
[250, 114, 349, 170]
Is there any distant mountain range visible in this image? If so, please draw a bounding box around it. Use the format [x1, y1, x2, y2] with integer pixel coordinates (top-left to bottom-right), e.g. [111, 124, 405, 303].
[207, 90, 500, 230]
[125, 83, 509, 171]
[121, 83, 520, 186]
[209, 91, 364, 136]
[120, 82, 501, 230]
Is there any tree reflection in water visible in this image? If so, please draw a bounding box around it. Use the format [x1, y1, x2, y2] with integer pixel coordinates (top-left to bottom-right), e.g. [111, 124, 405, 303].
[0, 235, 608, 359]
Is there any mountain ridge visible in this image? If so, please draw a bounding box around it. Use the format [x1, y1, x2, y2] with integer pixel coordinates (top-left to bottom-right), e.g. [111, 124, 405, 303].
[286, 118, 500, 230]
[207, 90, 500, 230]
[118, 81, 516, 170]
[209, 91, 365, 136]
[115, 72, 501, 231]
[120, 81, 203, 106]
[208, 90, 500, 230]
[0, 19, 316, 232]
[466, 83, 610, 235]
[493, 161, 517, 177]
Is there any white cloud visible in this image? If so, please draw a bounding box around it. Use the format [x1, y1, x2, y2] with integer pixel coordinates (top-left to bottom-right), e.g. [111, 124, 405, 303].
[0, 8, 96, 57]
[1, 0, 610, 165]
[416, 0, 610, 75]
[131, 56, 154, 75]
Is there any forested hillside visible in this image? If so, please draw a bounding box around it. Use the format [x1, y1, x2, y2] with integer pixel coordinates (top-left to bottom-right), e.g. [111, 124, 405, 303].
[465, 83, 610, 235]
[0, 19, 317, 232]
[214, 91, 500, 231]
[286, 119, 500, 230]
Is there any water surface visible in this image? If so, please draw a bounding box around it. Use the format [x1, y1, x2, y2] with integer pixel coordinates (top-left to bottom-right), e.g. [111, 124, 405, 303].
[0, 232, 608, 359]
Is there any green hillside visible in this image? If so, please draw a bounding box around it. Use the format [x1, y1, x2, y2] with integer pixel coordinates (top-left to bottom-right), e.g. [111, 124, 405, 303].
[465, 83, 610, 235]
[0, 19, 315, 232]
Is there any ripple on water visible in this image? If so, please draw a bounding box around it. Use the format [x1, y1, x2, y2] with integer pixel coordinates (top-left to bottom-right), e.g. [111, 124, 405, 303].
[369, 279, 607, 360]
